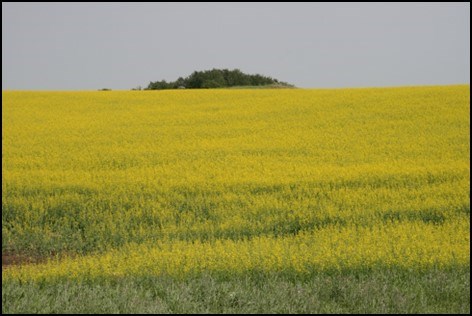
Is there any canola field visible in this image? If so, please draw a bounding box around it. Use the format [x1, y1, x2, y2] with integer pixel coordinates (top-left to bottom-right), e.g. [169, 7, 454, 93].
[2, 86, 470, 312]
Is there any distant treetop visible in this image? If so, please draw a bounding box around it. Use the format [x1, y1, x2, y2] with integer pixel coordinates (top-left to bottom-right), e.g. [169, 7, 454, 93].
[144, 68, 294, 90]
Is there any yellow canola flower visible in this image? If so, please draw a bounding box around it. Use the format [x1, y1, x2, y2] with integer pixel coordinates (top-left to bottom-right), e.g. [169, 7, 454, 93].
[2, 85, 470, 282]
[3, 219, 469, 282]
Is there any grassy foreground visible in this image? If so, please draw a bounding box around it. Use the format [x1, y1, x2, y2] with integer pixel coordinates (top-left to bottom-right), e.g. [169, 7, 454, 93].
[3, 268, 470, 314]
[2, 86, 470, 313]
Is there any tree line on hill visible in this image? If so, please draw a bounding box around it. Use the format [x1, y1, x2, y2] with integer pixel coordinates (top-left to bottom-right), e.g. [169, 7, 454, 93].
[142, 68, 293, 90]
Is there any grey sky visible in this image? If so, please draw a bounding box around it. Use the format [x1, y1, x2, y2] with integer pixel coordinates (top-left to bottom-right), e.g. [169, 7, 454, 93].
[2, 2, 470, 90]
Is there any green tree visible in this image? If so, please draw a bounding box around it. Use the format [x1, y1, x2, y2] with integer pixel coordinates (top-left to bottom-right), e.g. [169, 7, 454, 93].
[144, 69, 292, 90]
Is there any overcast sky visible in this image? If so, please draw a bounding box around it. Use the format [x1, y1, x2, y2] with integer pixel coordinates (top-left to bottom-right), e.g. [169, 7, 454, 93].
[2, 2, 470, 90]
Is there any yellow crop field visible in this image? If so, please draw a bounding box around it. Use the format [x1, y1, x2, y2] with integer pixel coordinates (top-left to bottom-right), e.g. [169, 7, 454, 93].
[2, 86, 470, 312]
